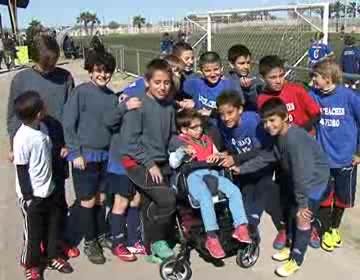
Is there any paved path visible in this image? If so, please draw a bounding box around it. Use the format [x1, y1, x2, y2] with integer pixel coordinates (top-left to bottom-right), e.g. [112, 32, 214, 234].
[1, 61, 359, 280]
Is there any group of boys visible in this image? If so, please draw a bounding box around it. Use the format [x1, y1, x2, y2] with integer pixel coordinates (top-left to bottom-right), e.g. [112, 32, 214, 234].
[10, 37, 360, 280]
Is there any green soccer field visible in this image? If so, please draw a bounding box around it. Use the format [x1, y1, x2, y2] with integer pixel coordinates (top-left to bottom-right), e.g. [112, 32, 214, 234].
[75, 31, 360, 82]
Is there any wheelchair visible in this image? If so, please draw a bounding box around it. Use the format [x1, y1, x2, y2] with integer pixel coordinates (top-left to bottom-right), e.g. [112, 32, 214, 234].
[159, 162, 260, 280]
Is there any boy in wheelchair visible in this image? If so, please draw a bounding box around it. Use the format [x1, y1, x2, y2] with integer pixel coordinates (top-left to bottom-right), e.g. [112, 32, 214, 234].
[169, 109, 251, 259]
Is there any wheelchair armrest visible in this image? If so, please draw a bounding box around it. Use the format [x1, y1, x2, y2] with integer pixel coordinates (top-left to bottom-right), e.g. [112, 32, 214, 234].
[178, 161, 223, 176]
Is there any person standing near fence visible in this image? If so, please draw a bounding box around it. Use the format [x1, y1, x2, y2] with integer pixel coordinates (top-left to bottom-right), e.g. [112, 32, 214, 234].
[341, 35, 360, 89]
[308, 32, 334, 67]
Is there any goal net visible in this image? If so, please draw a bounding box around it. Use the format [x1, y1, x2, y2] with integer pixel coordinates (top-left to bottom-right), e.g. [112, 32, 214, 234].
[199, 2, 329, 82]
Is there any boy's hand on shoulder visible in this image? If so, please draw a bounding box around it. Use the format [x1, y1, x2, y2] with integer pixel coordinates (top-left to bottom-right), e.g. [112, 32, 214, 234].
[178, 99, 195, 110]
[148, 164, 163, 184]
[60, 147, 69, 158]
[73, 156, 86, 170]
[126, 97, 142, 111]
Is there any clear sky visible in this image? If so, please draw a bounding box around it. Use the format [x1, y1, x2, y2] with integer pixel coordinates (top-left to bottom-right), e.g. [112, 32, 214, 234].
[0, 0, 294, 29]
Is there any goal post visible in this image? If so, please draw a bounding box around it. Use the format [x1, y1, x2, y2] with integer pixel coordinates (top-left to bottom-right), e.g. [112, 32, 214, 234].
[199, 2, 330, 81]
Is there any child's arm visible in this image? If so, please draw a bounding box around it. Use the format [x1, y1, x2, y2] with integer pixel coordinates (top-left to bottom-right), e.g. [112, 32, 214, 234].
[300, 87, 321, 131]
[6, 76, 22, 152]
[236, 147, 277, 174]
[63, 87, 82, 159]
[287, 136, 315, 209]
[169, 147, 188, 169]
[103, 96, 142, 132]
[16, 165, 34, 201]
[13, 139, 33, 201]
[350, 91, 360, 162]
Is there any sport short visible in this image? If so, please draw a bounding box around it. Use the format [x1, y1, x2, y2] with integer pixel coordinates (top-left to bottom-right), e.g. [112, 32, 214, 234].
[320, 166, 357, 208]
[72, 161, 108, 201]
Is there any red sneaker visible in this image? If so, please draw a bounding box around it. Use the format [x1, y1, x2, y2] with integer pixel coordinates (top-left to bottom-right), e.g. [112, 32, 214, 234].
[205, 235, 225, 259]
[112, 244, 137, 262]
[273, 229, 287, 250]
[127, 241, 147, 255]
[25, 267, 42, 280]
[232, 224, 252, 244]
[62, 244, 80, 258]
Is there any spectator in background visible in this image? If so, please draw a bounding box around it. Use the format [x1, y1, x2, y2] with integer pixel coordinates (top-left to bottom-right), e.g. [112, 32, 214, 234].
[160, 32, 173, 57]
[308, 32, 334, 67]
[341, 34, 360, 89]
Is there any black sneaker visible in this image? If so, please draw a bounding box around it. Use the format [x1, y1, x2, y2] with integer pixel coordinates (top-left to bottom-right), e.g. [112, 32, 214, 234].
[98, 235, 112, 250]
[84, 240, 106, 264]
[48, 258, 74, 273]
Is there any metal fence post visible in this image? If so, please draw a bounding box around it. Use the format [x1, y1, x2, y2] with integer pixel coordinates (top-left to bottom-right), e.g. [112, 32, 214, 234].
[207, 14, 212, 51]
[136, 50, 141, 76]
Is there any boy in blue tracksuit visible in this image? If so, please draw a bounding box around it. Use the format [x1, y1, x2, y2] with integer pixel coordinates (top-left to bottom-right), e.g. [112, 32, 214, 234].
[226, 44, 264, 111]
[216, 90, 277, 240]
[310, 59, 360, 252]
[341, 35, 360, 89]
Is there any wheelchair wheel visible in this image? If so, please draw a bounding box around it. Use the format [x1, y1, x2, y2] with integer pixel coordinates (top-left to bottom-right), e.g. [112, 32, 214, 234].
[160, 257, 192, 280]
[236, 243, 260, 268]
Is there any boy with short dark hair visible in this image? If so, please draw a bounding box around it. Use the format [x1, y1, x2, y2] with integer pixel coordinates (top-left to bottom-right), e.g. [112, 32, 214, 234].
[226, 44, 264, 111]
[216, 91, 278, 240]
[63, 49, 118, 265]
[235, 98, 329, 277]
[310, 59, 360, 252]
[14, 91, 73, 280]
[119, 59, 178, 263]
[183, 51, 244, 117]
[257, 55, 322, 249]
[172, 41, 195, 78]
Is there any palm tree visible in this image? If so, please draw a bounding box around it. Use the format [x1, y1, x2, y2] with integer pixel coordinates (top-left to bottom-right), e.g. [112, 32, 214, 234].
[77, 12, 100, 35]
[133, 15, 146, 32]
[347, 1, 357, 18]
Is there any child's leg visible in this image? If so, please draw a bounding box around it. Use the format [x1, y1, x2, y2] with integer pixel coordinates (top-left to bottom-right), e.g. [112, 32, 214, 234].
[127, 192, 142, 247]
[45, 191, 74, 273]
[95, 192, 108, 245]
[187, 170, 219, 232]
[19, 197, 44, 268]
[215, 172, 248, 227]
[72, 163, 105, 264]
[333, 166, 357, 227]
[111, 194, 128, 248]
[126, 164, 176, 259]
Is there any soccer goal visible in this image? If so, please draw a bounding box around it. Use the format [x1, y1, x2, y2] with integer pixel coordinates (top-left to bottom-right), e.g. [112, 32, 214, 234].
[197, 2, 330, 81]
